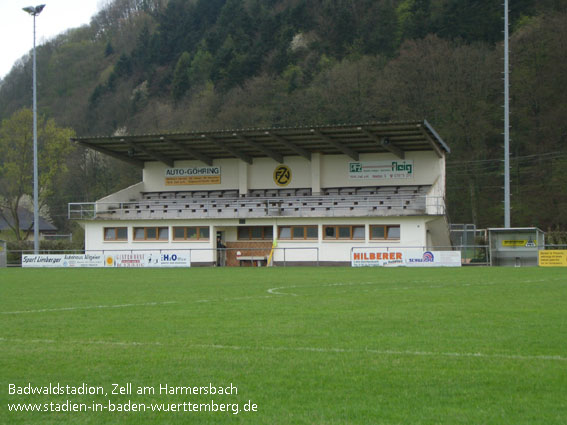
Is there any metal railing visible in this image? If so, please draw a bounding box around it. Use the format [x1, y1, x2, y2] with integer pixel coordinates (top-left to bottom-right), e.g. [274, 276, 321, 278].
[69, 194, 446, 220]
[5, 245, 567, 268]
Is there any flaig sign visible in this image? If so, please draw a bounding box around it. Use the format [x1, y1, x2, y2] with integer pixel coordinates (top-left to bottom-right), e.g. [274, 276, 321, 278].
[349, 161, 413, 180]
[352, 248, 461, 267]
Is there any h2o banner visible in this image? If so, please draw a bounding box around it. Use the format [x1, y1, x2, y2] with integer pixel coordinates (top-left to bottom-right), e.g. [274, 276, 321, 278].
[104, 251, 191, 268]
[351, 248, 461, 267]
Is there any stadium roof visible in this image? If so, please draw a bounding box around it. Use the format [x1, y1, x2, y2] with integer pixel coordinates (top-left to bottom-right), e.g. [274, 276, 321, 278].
[71, 120, 450, 168]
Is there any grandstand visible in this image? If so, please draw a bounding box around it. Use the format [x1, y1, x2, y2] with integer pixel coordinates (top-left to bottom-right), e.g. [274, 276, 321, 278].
[69, 121, 451, 266]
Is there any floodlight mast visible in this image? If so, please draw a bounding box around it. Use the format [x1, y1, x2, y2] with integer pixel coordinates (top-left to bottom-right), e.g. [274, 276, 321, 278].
[504, 0, 511, 228]
[23, 4, 46, 254]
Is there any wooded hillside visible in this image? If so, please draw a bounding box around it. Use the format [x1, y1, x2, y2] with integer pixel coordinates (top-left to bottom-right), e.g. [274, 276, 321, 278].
[1, 0, 566, 234]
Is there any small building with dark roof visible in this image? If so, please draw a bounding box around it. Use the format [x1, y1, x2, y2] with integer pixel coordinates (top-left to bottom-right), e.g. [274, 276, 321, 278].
[0, 207, 57, 240]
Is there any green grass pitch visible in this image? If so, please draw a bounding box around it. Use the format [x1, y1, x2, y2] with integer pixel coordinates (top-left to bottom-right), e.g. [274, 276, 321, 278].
[1, 267, 566, 424]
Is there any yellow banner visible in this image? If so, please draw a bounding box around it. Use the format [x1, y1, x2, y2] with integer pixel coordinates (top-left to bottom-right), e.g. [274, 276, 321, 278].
[502, 240, 534, 247]
[165, 175, 221, 186]
[539, 250, 567, 267]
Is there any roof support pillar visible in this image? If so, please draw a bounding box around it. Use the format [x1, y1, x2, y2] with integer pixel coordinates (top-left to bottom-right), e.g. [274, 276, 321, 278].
[311, 152, 322, 195]
[202, 135, 253, 164]
[359, 128, 405, 159]
[266, 132, 311, 161]
[418, 122, 444, 158]
[239, 160, 249, 197]
[233, 133, 283, 163]
[122, 139, 174, 167]
[162, 137, 214, 165]
[311, 129, 359, 161]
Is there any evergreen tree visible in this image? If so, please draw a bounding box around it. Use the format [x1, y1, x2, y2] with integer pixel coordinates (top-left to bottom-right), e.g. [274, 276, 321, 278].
[105, 40, 115, 57]
[172, 51, 192, 100]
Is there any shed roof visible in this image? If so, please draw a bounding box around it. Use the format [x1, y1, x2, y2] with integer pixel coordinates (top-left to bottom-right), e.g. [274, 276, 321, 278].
[0, 208, 57, 232]
[72, 120, 450, 168]
[488, 227, 545, 233]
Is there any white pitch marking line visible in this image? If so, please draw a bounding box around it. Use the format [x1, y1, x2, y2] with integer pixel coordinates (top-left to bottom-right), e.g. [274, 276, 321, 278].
[0, 301, 177, 315]
[266, 277, 559, 297]
[0, 337, 163, 347]
[188, 343, 567, 362]
[267, 281, 378, 296]
[1, 337, 564, 362]
[266, 286, 299, 296]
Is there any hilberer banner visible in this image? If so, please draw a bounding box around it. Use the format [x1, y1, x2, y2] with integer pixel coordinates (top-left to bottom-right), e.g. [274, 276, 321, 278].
[351, 248, 461, 267]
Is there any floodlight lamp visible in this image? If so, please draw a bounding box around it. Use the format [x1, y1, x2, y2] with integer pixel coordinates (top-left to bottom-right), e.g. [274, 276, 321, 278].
[22, 4, 46, 16]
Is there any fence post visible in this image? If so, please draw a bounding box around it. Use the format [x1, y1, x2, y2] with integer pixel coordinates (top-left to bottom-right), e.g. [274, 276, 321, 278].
[0, 240, 6, 268]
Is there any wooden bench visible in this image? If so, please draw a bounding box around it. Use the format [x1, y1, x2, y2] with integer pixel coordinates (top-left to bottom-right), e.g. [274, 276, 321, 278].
[236, 255, 267, 266]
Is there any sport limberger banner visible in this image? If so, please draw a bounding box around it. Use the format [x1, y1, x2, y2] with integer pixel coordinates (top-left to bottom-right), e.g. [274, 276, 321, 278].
[22, 254, 105, 268]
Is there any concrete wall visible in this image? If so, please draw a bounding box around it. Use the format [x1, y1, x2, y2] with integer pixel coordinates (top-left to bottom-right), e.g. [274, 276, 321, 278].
[97, 182, 146, 212]
[139, 151, 443, 194]
[320, 151, 441, 188]
[84, 219, 216, 264]
[83, 215, 433, 265]
[425, 216, 452, 250]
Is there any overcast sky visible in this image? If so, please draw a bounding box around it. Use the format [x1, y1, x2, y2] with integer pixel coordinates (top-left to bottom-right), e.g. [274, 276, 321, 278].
[0, 0, 104, 80]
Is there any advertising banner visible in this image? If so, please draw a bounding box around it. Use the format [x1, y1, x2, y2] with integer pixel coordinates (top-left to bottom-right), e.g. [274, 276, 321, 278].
[352, 248, 461, 267]
[538, 250, 567, 267]
[104, 251, 191, 268]
[349, 160, 413, 180]
[502, 239, 537, 247]
[22, 254, 105, 268]
[165, 166, 221, 186]
[22, 252, 191, 268]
